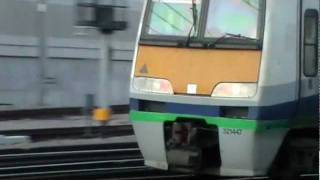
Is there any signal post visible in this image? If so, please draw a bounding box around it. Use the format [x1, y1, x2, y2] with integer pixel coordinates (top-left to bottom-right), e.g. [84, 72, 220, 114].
[76, 0, 127, 124]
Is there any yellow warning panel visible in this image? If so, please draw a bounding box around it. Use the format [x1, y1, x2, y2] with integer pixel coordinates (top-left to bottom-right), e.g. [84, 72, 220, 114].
[135, 45, 261, 95]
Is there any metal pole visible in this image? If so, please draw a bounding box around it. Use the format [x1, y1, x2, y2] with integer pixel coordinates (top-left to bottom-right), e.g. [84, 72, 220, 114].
[83, 94, 94, 137]
[37, 0, 47, 107]
[99, 35, 112, 109]
[94, 34, 112, 123]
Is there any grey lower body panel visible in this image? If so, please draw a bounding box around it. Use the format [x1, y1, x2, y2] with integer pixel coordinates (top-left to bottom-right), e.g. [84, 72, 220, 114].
[132, 121, 168, 170]
[215, 128, 288, 176]
[132, 121, 288, 176]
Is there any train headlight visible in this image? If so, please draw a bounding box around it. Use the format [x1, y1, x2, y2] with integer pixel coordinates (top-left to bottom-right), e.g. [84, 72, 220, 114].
[133, 77, 174, 95]
[211, 83, 257, 98]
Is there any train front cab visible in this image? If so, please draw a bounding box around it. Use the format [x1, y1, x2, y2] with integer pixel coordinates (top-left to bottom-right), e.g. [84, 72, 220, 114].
[130, 0, 319, 178]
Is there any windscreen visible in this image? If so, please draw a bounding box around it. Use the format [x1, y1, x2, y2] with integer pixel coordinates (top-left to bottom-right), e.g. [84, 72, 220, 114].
[205, 0, 261, 39]
[144, 0, 202, 37]
[142, 0, 265, 47]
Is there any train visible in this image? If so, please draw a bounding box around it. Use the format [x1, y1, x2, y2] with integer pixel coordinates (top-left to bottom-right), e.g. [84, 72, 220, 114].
[129, 0, 319, 179]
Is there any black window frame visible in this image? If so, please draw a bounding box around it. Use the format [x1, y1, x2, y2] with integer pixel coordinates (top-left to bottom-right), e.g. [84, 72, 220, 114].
[303, 9, 319, 77]
[140, 0, 266, 50]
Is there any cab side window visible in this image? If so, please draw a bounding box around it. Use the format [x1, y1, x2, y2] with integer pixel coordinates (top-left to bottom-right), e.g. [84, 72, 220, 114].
[304, 9, 319, 77]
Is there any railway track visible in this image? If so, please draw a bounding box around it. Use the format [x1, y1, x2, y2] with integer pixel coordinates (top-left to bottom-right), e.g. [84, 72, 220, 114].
[0, 125, 133, 141]
[0, 142, 191, 180]
[0, 126, 314, 180]
[0, 139, 317, 180]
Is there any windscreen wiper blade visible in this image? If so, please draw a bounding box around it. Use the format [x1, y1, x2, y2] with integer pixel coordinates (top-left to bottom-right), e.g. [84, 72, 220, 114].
[225, 33, 257, 40]
[185, 0, 198, 47]
[208, 33, 257, 47]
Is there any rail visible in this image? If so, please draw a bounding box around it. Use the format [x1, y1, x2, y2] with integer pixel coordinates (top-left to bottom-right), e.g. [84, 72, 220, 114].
[0, 141, 317, 180]
[0, 142, 191, 180]
[0, 125, 133, 141]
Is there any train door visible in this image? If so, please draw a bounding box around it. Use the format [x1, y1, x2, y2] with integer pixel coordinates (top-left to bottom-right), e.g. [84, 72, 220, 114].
[297, 0, 319, 123]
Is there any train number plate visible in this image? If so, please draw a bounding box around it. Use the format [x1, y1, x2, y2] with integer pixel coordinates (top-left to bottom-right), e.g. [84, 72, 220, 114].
[223, 128, 243, 135]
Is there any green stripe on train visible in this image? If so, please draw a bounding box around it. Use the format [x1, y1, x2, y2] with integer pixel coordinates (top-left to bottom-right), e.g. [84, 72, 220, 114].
[129, 111, 289, 131]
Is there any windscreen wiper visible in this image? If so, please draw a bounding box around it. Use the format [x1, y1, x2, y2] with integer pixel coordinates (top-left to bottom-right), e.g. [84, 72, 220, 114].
[208, 33, 257, 47]
[185, 0, 198, 47]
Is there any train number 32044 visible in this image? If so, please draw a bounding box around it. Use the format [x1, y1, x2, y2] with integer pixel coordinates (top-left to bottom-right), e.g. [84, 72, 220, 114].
[223, 128, 243, 135]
